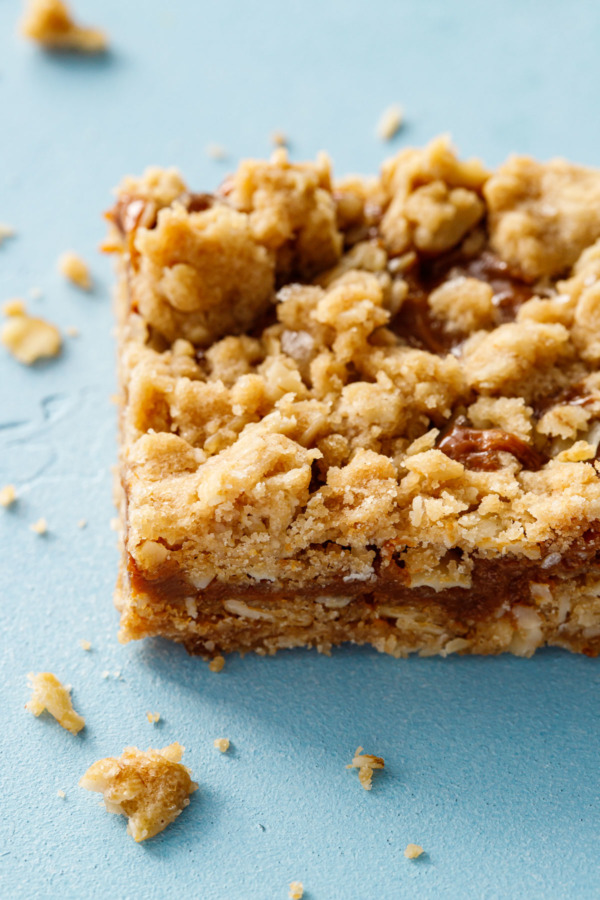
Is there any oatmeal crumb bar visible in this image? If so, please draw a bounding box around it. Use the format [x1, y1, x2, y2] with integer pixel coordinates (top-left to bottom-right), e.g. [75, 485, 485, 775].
[108, 137, 600, 659]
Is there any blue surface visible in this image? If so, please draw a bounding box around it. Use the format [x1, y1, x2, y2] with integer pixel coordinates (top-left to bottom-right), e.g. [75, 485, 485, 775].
[2, 1, 600, 897]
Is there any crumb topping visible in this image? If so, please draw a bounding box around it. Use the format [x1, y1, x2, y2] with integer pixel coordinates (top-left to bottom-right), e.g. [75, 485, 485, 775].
[1, 311, 61, 364]
[26, 672, 85, 734]
[20, 0, 107, 53]
[208, 655, 225, 672]
[79, 743, 198, 842]
[58, 251, 92, 290]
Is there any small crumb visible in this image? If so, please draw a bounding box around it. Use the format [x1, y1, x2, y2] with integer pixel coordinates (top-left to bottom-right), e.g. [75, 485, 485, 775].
[346, 746, 385, 790]
[271, 130, 288, 148]
[20, 0, 107, 53]
[29, 286, 43, 300]
[58, 251, 92, 290]
[147, 712, 161, 724]
[206, 143, 228, 161]
[80, 639, 91, 651]
[208, 655, 225, 673]
[57, 789, 66, 799]
[0, 223, 15, 245]
[26, 672, 85, 734]
[404, 843, 424, 860]
[77, 518, 87, 528]
[289, 882, 303, 900]
[376, 104, 404, 141]
[2, 298, 26, 316]
[66, 325, 79, 337]
[30, 517, 47, 535]
[101, 670, 110, 679]
[213, 738, 230, 753]
[1, 313, 61, 364]
[0, 484, 17, 507]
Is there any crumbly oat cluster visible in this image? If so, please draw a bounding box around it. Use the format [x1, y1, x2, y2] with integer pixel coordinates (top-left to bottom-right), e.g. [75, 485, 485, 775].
[26, 672, 85, 734]
[110, 137, 600, 658]
[79, 743, 197, 842]
[21, 0, 107, 53]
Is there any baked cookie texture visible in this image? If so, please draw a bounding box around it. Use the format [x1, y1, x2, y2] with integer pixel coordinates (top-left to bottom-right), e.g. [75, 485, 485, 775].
[107, 137, 600, 659]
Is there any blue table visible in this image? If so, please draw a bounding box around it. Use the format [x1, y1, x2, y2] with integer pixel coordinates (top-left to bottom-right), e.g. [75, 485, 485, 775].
[2, 1, 599, 897]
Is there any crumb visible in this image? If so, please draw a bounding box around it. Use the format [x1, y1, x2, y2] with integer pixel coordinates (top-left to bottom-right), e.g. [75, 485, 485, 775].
[29, 287, 43, 300]
[206, 143, 228, 161]
[58, 251, 92, 290]
[20, 0, 107, 53]
[1, 312, 61, 364]
[101, 670, 110, 679]
[376, 104, 403, 140]
[30, 517, 47, 535]
[80, 639, 91, 651]
[26, 672, 85, 734]
[271, 130, 288, 148]
[213, 738, 230, 753]
[208, 655, 225, 673]
[0, 223, 15, 245]
[57, 789, 66, 799]
[66, 325, 80, 337]
[146, 711, 161, 724]
[0, 484, 17, 507]
[2, 298, 26, 316]
[289, 882, 303, 900]
[77, 518, 87, 528]
[346, 746, 385, 790]
[404, 843, 424, 859]
[79, 743, 198, 842]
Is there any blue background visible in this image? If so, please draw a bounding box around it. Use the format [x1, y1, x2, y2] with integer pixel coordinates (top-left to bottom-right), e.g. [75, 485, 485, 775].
[1, 1, 600, 897]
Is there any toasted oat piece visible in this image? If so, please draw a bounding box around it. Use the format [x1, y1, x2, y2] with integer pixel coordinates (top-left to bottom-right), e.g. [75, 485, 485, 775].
[58, 250, 92, 290]
[20, 0, 107, 53]
[1, 311, 61, 364]
[347, 746, 385, 790]
[26, 672, 85, 734]
[79, 743, 198, 842]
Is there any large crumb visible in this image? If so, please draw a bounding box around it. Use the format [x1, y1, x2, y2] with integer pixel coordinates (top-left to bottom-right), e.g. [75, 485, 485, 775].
[376, 104, 403, 140]
[26, 672, 85, 735]
[58, 251, 92, 290]
[404, 843, 424, 859]
[347, 746, 385, 790]
[0, 485, 17, 507]
[20, 0, 107, 53]
[288, 882, 303, 899]
[213, 738, 230, 753]
[79, 743, 198, 842]
[30, 517, 48, 535]
[1, 312, 61, 364]
[208, 655, 225, 673]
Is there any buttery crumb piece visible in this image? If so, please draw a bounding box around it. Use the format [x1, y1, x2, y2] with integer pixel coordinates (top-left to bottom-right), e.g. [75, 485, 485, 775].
[404, 843, 424, 859]
[79, 743, 198, 842]
[1, 313, 61, 364]
[2, 298, 26, 316]
[0, 484, 17, 507]
[20, 0, 107, 53]
[57, 789, 66, 799]
[26, 672, 85, 734]
[30, 517, 47, 535]
[347, 746, 385, 790]
[288, 881, 303, 899]
[146, 711, 161, 724]
[376, 104, 403, 140]
[78, 518, 87, 528]
[208, 655, 225, 673]
[80, 639, 91, 651]
[206, 143, 228, 161]
[58, 251, 92, 290]
[213, 738, 230, 753]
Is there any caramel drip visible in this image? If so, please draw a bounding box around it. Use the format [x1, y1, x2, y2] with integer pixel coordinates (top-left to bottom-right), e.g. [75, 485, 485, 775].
[438, 425, 547, 471]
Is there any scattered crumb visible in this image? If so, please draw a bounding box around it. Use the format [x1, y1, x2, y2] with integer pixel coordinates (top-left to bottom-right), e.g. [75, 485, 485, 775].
[66, 325, 80, 337]
[2, 298, 26, 317]
[77, 518, 87, 528]
[1, 312, 61, 364]
[80, 639, 91, 651]
[213, 738, 230, 753]
[146, 712, 161, 724]
[206, 143, 228, 161]
[0, 484, 17, 507]
[404, 843, 424, 859]
[20, 0, 107, 53]
[79, 743, 198, 842]
[58, 251, 92, 290]
[57, 789, 66, 799]
[30, 517, 48, 535]
[289, 882, 303, 900]
[26, 672, 85, 735]
[376, 103, 403, 140]
[346, 746, 385, 790]
[271, 130, 288, 148]
[101, 670, 110, 679]
[208, 655, 225, 673]
[29, 286, 43, 300]
[0, 223, 15, 245]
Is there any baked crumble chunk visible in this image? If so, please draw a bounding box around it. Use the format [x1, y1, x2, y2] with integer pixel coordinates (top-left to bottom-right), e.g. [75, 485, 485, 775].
[20, 0, 107, 53]
[79, 743, 197, 842]
[108, 137, 600, 659]
[26, 672, 85, 734]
